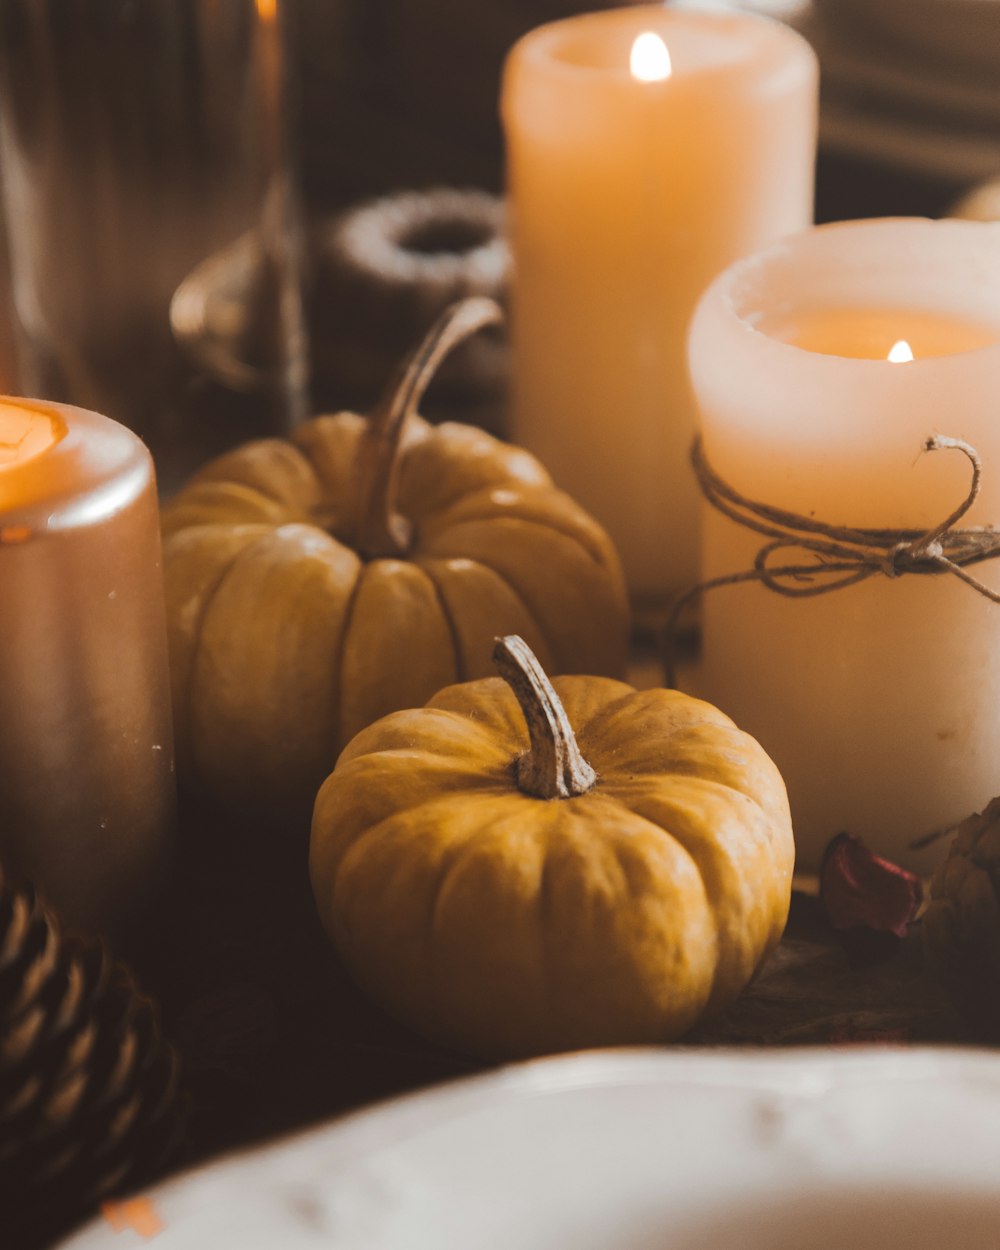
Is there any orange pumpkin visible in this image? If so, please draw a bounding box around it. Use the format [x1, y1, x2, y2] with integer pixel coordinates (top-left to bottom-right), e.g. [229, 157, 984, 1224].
[162, 300, 629, 819]
[310, 635, 794, 1059]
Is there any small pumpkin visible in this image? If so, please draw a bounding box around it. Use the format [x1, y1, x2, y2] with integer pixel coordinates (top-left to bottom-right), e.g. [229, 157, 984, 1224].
[310, 635, 794, 1059]
[162, 299, 629, 819]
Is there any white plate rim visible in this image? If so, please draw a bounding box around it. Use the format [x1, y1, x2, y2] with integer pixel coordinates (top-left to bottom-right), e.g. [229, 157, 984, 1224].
[60, 1045, 1000, 1248]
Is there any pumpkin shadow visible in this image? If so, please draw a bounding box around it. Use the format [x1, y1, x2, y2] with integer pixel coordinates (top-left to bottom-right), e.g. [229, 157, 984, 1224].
[129, 791, 481, 1168]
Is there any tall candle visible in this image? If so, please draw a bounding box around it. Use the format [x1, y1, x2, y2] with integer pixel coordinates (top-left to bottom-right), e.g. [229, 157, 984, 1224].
[0, 399, 175, 933]
[688, 218, 1000, 872]
[501, 5, 817, 605]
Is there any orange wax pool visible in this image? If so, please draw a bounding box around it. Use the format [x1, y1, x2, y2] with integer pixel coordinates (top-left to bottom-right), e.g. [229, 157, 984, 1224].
[0, 400, 66, 474]
[757, 304, 1000, 360]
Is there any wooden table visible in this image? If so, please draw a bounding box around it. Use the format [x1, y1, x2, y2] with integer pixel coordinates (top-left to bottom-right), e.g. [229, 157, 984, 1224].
[127, 782, 972, 1188]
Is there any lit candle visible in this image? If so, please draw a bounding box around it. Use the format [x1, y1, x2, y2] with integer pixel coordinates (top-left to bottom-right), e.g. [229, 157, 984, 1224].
[501, 5, 818, 607]
[0, 399, 175, 933]
[688, 218, 1000, 871]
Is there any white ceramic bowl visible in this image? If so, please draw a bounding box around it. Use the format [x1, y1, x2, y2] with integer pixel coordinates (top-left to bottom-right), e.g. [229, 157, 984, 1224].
[61, 1047, 1000, 1249]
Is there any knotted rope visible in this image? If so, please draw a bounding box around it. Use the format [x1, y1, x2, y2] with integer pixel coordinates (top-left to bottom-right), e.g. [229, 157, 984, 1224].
[664, 434, 1000, 685]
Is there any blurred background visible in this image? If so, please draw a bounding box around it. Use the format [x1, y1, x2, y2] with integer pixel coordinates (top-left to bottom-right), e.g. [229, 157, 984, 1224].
[296, 0, 1000, 221]
[0, 0, 996, 485]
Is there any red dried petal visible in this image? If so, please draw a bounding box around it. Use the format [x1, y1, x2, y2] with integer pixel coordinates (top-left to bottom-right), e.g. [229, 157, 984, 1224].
[820, 832, 923, 938]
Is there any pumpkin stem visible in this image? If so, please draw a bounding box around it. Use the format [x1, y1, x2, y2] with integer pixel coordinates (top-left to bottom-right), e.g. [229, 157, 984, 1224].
[354, 296, 504, 559]
[493, 635, 597, 800]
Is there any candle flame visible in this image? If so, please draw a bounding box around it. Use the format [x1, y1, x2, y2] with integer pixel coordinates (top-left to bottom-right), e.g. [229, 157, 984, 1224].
[887, 339, 914, 364]
[630, 32, 672, 82]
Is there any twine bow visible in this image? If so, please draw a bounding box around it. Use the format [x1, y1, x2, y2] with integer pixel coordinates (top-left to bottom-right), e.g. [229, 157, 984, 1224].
[664, 434, 1000, 685]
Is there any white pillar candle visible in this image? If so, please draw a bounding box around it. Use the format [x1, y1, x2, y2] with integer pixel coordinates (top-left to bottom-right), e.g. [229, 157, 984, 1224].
[0, 400, 175, 934]
[502, 5, 817, 606]
[688, 218, 1000, 872]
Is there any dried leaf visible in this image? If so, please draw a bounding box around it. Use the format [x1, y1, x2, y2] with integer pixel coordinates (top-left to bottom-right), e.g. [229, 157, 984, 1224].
[820, 833, 924, 965]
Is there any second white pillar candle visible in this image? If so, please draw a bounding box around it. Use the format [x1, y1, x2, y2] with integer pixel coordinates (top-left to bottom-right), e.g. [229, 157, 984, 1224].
[688, 218, 1000, 872]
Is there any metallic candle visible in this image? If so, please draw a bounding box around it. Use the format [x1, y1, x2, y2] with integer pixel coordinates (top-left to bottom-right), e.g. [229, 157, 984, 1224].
[0, 399, 175, 934]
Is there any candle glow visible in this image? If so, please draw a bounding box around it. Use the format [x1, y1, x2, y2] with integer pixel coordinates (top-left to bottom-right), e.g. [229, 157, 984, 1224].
[888, 339, 914, 363]
[630, 32, 672, 82]
[0, 401, 64, 470]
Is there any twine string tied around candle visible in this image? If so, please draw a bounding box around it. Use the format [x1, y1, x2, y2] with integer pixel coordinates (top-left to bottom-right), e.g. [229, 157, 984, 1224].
[664, 434, 1000, 686]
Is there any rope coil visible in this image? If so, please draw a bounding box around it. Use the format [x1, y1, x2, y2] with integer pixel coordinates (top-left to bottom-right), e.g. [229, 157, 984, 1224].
[664, 434, 1000, 684]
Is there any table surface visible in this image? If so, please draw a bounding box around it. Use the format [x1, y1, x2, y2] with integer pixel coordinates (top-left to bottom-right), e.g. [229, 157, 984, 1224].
[126, 764, 972, 1190]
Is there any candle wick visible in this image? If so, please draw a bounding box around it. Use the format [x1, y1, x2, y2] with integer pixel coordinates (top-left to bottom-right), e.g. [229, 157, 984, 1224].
[663, 434, 1000, 686]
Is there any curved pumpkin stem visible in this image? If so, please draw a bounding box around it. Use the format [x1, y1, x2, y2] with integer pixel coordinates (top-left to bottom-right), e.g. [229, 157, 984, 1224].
[354, 296, 504, 559]
[493, 635, 597, 800]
